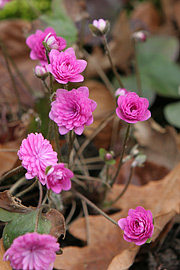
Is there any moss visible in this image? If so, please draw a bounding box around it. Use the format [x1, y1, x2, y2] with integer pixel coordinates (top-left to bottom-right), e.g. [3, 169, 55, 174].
[0, 0, 51, 21]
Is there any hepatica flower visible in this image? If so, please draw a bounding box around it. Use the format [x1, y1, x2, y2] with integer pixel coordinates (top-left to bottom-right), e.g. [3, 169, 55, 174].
[46, 163, 74, 193]
[3, 232, 59, 270]
[26, 27, 66, 65]
[17, 133, 58, 184]
[48, 48, 87, 84]
[49, 87, 97, 135]
[118, 206, 154, 245]
[116, 92, 151, 123]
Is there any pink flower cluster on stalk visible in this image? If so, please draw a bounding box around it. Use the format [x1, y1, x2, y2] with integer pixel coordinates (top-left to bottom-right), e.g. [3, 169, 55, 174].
[118, 206, 154, 245]
[48, 48, 87, 84]
[49, 87, 97, 135]
[3, 232, 59, 270]
[116, 92, 151, 123]
[26, 27, 66, 65]
[46, 164, 73, 193]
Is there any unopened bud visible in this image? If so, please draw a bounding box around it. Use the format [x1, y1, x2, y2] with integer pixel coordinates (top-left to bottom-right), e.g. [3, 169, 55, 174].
[44, 33, 59, 50]
[105, 152, 113, 161]
[34, 65, 49, 79]
[131, 31, 147, 42]
[115, 88, 128, 98]
[89, 19, 110, 37]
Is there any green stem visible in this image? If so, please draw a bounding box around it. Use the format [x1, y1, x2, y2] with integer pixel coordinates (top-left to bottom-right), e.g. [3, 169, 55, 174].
[74, 190, 118, 226]
[102, 35, 124, 89]
[37, 181, 43, 208]
[132, 39, 142, 97]
[111, 123, 131, 186]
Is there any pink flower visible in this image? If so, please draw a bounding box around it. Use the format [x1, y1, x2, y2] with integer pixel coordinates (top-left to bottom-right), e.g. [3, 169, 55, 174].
[47, 48, 87, 84]
[92, 19, 107, 32]
[49, 87, 97, 135]
[26, 27, 66, 65]
[46, 163, 74, 193]
[118, 206, 154, 245]
[0, 0, 11, 9]
[116, 92, 151, 123]
[3, 232, 59, 270]
[115, 88, 128, 98]
[17, 133, 58, 184]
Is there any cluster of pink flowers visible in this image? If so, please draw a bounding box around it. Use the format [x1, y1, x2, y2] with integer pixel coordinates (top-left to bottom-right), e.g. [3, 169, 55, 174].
[49, 87, 97, 135]
[18, 133, 73, 193]
[3, 232, 59, 270]
[118, 206, 154, 245]
[116, 91, 151, 123]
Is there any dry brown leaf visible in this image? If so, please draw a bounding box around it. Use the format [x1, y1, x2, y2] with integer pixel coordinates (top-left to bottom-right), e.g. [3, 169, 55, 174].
[0, 140, 20, 177]
[0, 239, 12, 270]
[131, 2, 161, 33]
[133, 119, 180, 170]
[54, 162, 180, 270]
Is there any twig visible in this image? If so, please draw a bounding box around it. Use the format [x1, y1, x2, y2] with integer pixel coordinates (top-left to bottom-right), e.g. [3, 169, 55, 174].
[73, 174, 111, 190]
[65, 200, 76, 225]
[81, 200, 90, 245]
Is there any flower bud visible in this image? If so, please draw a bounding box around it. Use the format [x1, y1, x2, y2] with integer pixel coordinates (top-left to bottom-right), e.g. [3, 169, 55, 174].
[34, 65, 49, 80]
[44, 33, 59, 50]
[115, 88, 128, 98]
[89, 19, 110, 36]
[131, 31, 147, 42]
[105, 152, 114, 161]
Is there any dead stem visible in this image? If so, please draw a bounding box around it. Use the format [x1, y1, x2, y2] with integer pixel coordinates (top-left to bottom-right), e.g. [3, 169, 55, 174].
[74, 190, 118, 226]
[9, 176, 26, 194]
[16, 178, 38, 198]
[81, 200, 90, 245]
[65, 200, 76, 225]
[73, 174, 111, 190]
[37, 181, 43, 209]
[0, 165, 23, 184]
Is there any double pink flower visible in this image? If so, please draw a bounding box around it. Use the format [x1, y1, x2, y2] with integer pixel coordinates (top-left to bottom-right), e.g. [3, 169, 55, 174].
[48, 48, 87, 84]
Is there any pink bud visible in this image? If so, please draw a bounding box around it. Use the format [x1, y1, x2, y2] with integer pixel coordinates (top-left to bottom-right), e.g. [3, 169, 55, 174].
[131, 31, 147, 42]
[105, 153, 113, 161]
[115, 88, 128, 98]
[44, 33, 59, 50]
[34, 65, 48, 79]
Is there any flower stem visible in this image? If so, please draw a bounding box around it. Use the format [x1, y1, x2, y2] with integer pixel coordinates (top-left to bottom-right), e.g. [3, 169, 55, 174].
[102, 35, 124, 89]
[68, 130, 76, 167]
[37, 181, 43, 209]
[73, 190, 118, 226]
[132, 39, 142, 97]
[111, 123, 131, 186]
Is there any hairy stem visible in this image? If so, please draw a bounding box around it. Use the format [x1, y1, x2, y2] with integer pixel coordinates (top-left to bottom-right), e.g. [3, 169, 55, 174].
[111, 123, 131, 186]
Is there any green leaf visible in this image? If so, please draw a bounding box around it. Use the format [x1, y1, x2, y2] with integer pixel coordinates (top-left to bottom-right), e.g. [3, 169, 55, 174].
[145, 237, 152, 244]
[164, 101, 180, 128]
[114, 36, 180, 100]
[99, 148, 106, 160]
[40, 0, 77, 47]
[105, 159, 116, 166]
[3, 210, 51, 250]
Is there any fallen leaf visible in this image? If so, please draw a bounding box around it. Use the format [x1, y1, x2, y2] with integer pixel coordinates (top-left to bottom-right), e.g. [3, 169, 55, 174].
[0, 239, 12, 270]
[133, 119, 180, 170]
[0, 140, 20, 177]
[84, 80, 117, 149]
[130, 1, 161, 33]
[54, 161, 180, 269]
